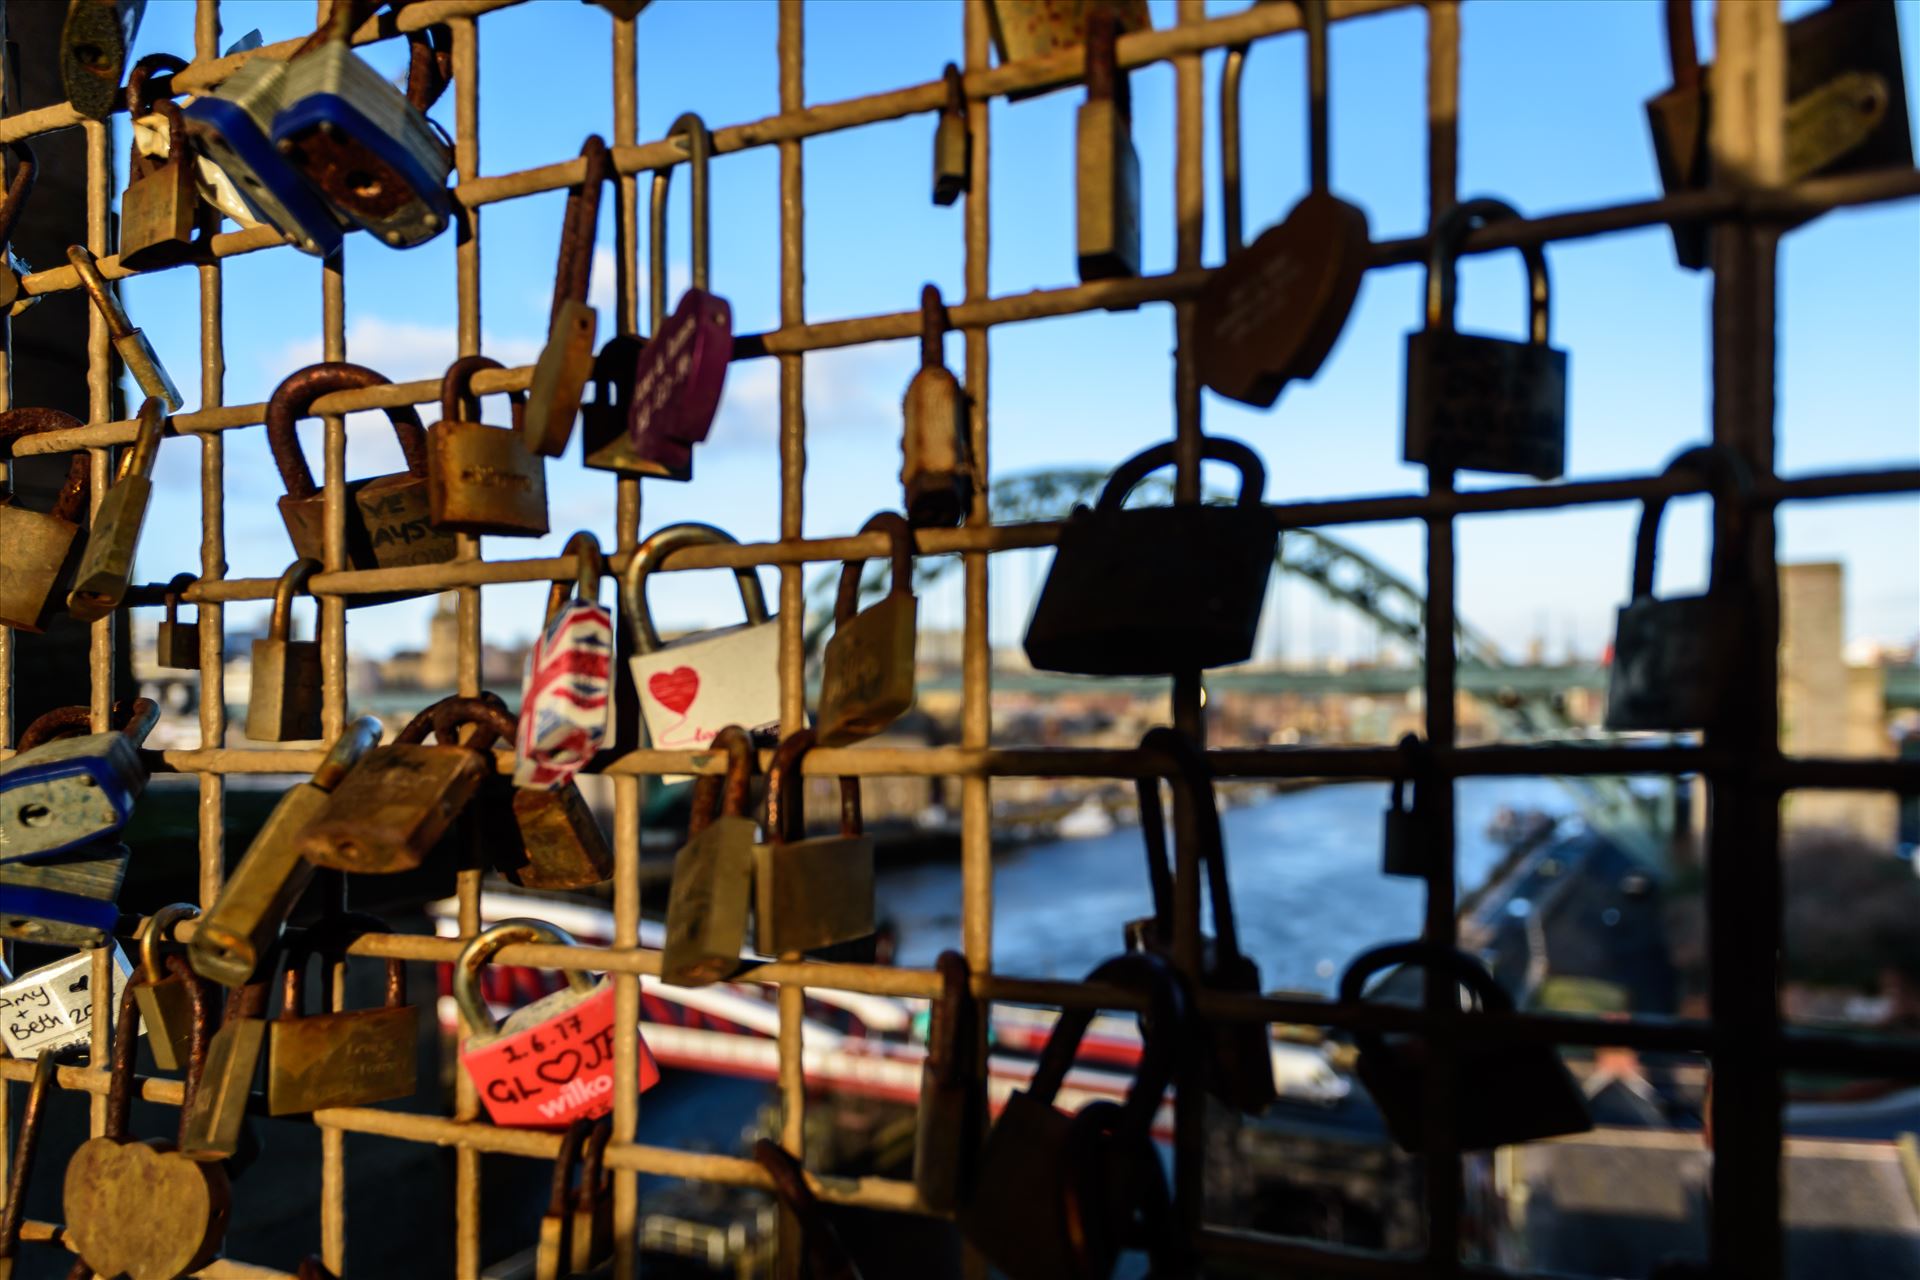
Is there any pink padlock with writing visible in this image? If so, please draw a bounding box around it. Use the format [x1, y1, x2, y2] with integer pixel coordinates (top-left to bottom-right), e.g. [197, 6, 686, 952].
[455, 920, 659, 1130]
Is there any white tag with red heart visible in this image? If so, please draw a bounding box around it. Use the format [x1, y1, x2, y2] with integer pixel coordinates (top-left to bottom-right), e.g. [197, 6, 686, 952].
[628, 618, 781, 750]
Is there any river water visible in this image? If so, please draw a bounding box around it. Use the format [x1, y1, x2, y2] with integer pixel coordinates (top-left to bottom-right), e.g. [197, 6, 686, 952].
[876, 777, 1578, 994]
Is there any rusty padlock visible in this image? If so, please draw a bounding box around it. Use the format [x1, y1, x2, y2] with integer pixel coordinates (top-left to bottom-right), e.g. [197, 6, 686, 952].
[900, 286, 973, 529]
[428, 354, 549, 537]
[60, 0, 148, 121]
[266, 913, 417, 1115]
[662, 725, 758, 987]
[817, 512, 918, 747]
[524, 137, 611, 458]
[1075, 12, 1140, 283]
[444, 694, 613, 893]
[0, 408, 91, 633]
[913, 951, 984, 1213]
[756, 728, 875, 958]
[120, 54, 199, 270]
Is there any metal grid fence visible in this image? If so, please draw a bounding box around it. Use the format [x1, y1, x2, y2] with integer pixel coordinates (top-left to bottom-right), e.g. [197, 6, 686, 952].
[0, 0, 1915, 1277]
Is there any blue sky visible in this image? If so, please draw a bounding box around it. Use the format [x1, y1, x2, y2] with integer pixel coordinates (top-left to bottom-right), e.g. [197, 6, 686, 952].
[119, 0, 1917, 663]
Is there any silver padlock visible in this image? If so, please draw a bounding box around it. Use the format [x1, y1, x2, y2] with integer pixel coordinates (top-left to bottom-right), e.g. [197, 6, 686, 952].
[0, 945, 134, 1060]
[0, 699, 160, 862]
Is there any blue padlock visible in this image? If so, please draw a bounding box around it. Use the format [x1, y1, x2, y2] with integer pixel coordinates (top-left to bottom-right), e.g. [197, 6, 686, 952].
[0, 699, 159, 863]
[184, 57, 342, 258]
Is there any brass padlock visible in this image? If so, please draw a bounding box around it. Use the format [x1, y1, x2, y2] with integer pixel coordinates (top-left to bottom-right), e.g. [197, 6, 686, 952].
[1403, 198, 1566, 480]
[900, 286, 972, 529]
[0, 408, 92, 633]
[192, 716, 385, 988]
[1605, 445, 1753, 733]
[68, 396, 169, 621]
[64, 955, 232, 1280]
[60, 0, 147, 121]
[1024, 437, 1276, 675]
[135, 903, 202, 1074]
[1075, 11, 1140, 282]
[524, 136, 611, 458]
[119, 55, 199, 271]
[299, 695, 500, 874]
[181, 978, 270, 1160]
[1124, 727, 1276, 1115]
[267, 361, 457, 580]
[154, 572, 201, 670]
[752, 1139, 865, 1280]
[68, 245, 184, 410]
[428, 354, 549, 537]
[818, 512, 918, 747]
[247, 557, 325, 742]
[267, 914, 418, 1115]
[1196, 1, 1370, 408]
[755, 728, 875, 958]
[932, 63, 969, 206]
[1341, 941, 1591, 1151]
[662, 725, 758, 986]
[959, 951, 1185, 1280]
[913, 951, 984, 1213]
[0, 696, 160, 862]
[536, 1119, 593, 1280]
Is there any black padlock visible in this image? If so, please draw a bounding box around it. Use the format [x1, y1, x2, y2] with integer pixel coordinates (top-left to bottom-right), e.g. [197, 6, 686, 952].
[1403, 197, 1566, 481]
[1023, 437, 1276, 676]
[1340, 941, 1591, 1152]
[1123, 727, 1276, 1115]
[958, 951, 1185, 1280]
[1605, 445, 1752, 733]
[1381, 734, 1427, 879]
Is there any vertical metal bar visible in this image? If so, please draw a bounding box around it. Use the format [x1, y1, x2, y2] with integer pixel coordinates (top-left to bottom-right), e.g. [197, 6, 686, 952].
[608, 13, 643, 1280]
[193, 0, 229, 915]
[84, 114, 111, 1135]
[1706, 4, 1786, 1277]
[1421, 0, 1462, 1270]
[0, 0, 13, 1198]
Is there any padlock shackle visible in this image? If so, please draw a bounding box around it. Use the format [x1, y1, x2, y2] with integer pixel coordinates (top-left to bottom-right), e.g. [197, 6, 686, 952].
[1664, 0, 1701, 93]
[140, 903, 201, 985]
[1337, 940, 1514, 1014]
[124, 51, 187, 119]
[1140, 726, 1245, 961]
[0, 1041, 72, 1262]
[832, 511, 914, 628]
[404, 24, 454, 113]
[622, 521, 772, 653]
[1028, 952, 1186, 1138]
[0, 140, 37, 247]
[1097, 436, 1267, 511]
[114, 396, 167, 485]
[269, 557, 322, 643]
[1083, 11, 1130, 119]
[687, 724, 756, 839]
[918, 284, 948, 371]
[283, 912, 406, 1020]
[578, 1117, 613, 1204]
[942, 62, 966, 119]
[425, 693, 518, 755]
[15, 695, 158, 752]
[1220, 42, 1249, 256]
[1390, 732, 1426, 810]
[766, 727, 863, 846]
[751, 1139, 863, 1280]
[1305, 0, 1331, 195]
[0, 407, 91, 524]
[161, 572, 196, 625]
[664, 113, 713, 293]
[926, 950, 972, 1088]
[451, 917, 595, 1036]
[1133, 776, 1175, 949]
[1630, 444, 1755, 601]
[104, 963, 145, 1141]
[548, 1117, 593, 1217]
[552, 136, 611, 322]
[544, 531, 607, 626]
[265, 362, 431, 501]
[438, 353, 526, 427]
[315, 716, 384, 791]
[1424, 196, 1551, 346]
[66, 245, 136, 341]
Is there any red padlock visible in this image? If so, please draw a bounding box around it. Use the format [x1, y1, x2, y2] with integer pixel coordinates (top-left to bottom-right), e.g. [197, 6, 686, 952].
[454, 919, 658, 1129]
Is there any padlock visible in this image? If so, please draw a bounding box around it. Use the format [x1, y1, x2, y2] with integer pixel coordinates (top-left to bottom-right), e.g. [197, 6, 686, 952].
[514, 532, 614, 791]
[65, 955, 232, 1280]
[0, 408, 92, 633]
[68, 245, 184, 411]
[0, 697, 159, 862]
[0, 1038, 83, 1276]
[267, 361, 457, 579]
[752, 1139, 865, 1280]
[570, 1118, 615, 1274]
[1341, 940, 1591, 1151]
[298, 694, 500, 874]
[932, 63, 970, 206]
[135, 903, 202, 1073]
[1605, 445, 1753, 733]
[120, 55, 199, 271]
[1075, 12, 1140, 283]
[622, 522, 780, 750]
[0, 140, 37, 316]
[0, 840, 131, 950]
[1381, 735, 1428, 879]
[1196, 0, 1370, 408]
[818, 512, 918, 746]
[1647, 0, 1913, 270]
[181, 978, 269, 1159]
[1123, 727, 1276, 1115]
[580, 335, 680, 477]
[60, 0, 147, 121]
[1402, 197, 1566, 480]
[627, 114, 732, 472]
[524, 136, 611, 458]
[247, 557, 325, 742]
[192, 717, 384, 988]
[900, 285, 973, 529]
[273, 16, 453, 248]
[153, 572, 201, 669]
[428, 353, 549, 536]
[267, 913, 417, 1115]
[662, 725, 758, 986]
[913, 951, 983, 1213]
[0, 944, 132, 1059]
[455, 918, 660, 1130]
[986, 0, 1152, 77]
[183, 49, 344, 258]
[1024, 437, 1276, 675]
[68, 395, 170, 621]
[1060, 1097, 1177, 1280]
[755, 728, 875, 958]
[536, 1119, 592, 1280]
[958, 951, 1184, 1280]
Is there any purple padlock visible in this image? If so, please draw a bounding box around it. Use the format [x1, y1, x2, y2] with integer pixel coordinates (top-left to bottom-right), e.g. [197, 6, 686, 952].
[628, 112, 731, 470]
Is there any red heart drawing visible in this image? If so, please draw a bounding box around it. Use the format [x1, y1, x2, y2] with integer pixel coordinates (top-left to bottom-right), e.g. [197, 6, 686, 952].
[648, 666, 700, 715]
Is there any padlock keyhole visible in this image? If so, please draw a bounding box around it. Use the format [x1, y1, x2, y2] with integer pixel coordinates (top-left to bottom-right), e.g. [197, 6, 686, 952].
[72, 43, 109, 69]
[18, 803, 51, 827]
[345, 171, 383, 201]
